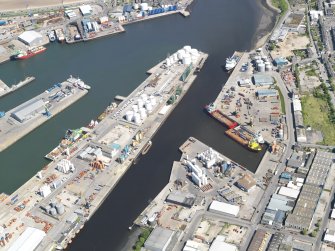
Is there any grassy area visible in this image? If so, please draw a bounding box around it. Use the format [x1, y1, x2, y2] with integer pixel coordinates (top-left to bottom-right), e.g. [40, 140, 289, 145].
[275, 86, 286, 114]
[305, 68, 317, 77]
[271, 0, 288, 16]
[301, 95, 335, 145]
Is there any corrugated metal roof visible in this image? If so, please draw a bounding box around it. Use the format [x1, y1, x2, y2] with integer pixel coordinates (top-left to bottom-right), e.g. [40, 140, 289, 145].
[18, 31, 42, 43]
[11, 99, 45, 122]
[253, 74, 274, 85]
[145, 227, 174, 251]
[8, 227, 46, 251]
[209, 200, 240, 216]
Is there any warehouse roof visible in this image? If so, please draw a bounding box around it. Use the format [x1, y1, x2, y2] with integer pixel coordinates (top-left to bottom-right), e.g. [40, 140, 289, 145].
[278, 186, 300, 199]
[18, 30, 42, 43]
[166, 191, 196, 208]
[209, 201, 240, 216]
[11, 99, 45, 122]
[256, 89, 278, 96]
[145, 227, 174, 251]
[235, 174, 256, 191]
[252, 74, 274, 85]
[80, 5, 92, 15]
[209, 235, 238, 251]
[8, 227, 46, 251]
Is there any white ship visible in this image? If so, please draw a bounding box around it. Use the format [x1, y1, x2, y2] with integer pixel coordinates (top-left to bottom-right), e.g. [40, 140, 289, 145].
[225, 53, 241, 72]
[48, 30, 56, 42]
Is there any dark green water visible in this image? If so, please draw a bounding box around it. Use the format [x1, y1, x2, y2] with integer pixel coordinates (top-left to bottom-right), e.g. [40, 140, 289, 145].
[0, 0, 275, 249]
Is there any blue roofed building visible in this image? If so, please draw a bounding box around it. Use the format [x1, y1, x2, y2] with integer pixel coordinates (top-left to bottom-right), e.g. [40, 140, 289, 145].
[273, 57, 288, 67]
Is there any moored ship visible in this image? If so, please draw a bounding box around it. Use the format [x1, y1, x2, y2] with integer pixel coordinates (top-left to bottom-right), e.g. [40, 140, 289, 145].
[225, 51, 242, 72]
[12, 46, 46, 60]
[205, 103, 262, 152]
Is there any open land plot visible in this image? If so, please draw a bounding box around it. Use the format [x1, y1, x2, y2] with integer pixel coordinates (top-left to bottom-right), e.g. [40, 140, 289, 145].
[270, 32, 310, 58]
[301, 95, 335, 145]
[0, 0, 90, 11]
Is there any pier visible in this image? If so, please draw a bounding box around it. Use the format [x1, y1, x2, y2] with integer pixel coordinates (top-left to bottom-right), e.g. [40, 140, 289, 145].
[0, 76, 35, 99]
[0, 77, 89, 152]
[0, 47, 208, 250]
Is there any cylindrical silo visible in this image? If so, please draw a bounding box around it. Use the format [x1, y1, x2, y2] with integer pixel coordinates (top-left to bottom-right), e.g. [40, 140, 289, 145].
[56, 204, 65, 215]
[133, 113, 141, 124]
[258, 63, 265, 72]
[50, 208, 57, 216]
[150, 96, 156, 106]
[126, 111, 134, 122]
[132, 105, 138, 113]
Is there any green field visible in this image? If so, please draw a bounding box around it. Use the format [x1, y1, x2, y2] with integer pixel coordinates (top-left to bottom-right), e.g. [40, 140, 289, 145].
[271, 0, 288, 16]
[301, 95, 335, 145]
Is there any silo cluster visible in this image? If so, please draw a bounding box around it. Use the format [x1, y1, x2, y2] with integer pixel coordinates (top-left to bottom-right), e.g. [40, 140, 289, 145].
[165, 45, 200, 67]
[125, 94, 157, 125]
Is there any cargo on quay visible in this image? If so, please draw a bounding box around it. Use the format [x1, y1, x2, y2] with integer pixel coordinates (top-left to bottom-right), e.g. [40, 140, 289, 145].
[0, 46, 207, 251]
[0, 77, 89, 152]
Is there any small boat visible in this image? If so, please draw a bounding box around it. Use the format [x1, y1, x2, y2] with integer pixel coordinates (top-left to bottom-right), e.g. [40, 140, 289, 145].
[142, 140, 152, 155]
[48, 30, 56, 42]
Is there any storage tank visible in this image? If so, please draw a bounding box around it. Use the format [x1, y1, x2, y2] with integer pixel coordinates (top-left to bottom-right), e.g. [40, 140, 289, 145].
[137, 99, 144, 108]
[133, 3, 139, 9]
[45, 205, 51, 213]
[166, 58, 171, 67]
[177, 49, 186, 60]
[190, 48, 199, 56]
[258, 63, 265, 72]
[145, 101, 153, 112]
[132, 105, 138, 113]
[279, 129, 284, 139]
[140, 93, 148, 102]
[56, 203, 65, 215]
[126, 111, 134, 122]
[169, 56, 175, 64]
[183, 45, 192, 52]
[183, 55, 192, 65]
[173, 53, 178, 61]
[133, 113, 141, 124]
[150, 96, 156, 106]
[140, 110, 147, 119]
[265, 62, 272, 71]
[50, 201, 56, 208]
[50, 208, 57, 216]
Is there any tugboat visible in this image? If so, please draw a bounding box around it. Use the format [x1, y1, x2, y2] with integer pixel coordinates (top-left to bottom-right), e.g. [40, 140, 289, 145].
[48, 30, 56, 42]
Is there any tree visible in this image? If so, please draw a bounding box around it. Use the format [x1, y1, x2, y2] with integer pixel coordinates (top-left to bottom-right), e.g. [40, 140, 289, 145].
[301, 229, 308, 235]
[310, 231, 317, 237]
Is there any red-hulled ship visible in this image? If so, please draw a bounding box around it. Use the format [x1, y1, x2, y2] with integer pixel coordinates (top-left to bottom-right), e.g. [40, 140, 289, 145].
[205, 103, 238, 129]
[13, 46, 46, 60]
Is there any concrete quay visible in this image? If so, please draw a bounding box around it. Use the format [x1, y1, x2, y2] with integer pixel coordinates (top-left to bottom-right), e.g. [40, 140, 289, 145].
[0, 77, 89, 153]
[0, 48, 207, 251]
[0, 76, 35, 99]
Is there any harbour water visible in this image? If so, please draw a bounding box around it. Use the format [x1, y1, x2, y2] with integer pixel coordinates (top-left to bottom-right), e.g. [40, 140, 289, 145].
[0, 0, 275, 249]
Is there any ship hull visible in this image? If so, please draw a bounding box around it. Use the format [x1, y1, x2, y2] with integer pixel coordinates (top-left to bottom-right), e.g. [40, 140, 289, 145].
[14, 48, 46, 60]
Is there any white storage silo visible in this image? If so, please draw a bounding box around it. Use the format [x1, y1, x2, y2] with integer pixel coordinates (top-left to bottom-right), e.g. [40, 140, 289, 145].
[150, 96, 156, 106]
[133, 3, 139, 9]
[137, 99, 144, 109]
[166, 58, 171, 67]
[177, 49, 186, 60]
[183, 45, 192, 52]
[183, 55, 192, 65]
[50, 208, 57, 216]
[126, 111, 134, 122]
[258, 63, 265, 72]
[56, 203, 65, 215]
[141, 93, 148, 102]
[132, 105, 138, 113]
[133, 113, 141, 124]
[145, 101, 153, 113]
[148, 6, 153, 11]
[140, 109, 147, 119]
[173, 53, 178, 61]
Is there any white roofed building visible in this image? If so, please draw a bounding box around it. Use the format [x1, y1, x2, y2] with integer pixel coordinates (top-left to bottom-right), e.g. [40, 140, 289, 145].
[18, 31, 43, 46]
[209, 235, 238, 251]
[278, 186, 300, 199]
[80, 5, 92, 16]
[8, 227, 46, 251]
[208, 201, 239, 217]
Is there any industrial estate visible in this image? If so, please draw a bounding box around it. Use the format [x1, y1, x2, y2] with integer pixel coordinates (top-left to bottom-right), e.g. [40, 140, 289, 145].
[1, 0, 335, 251]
